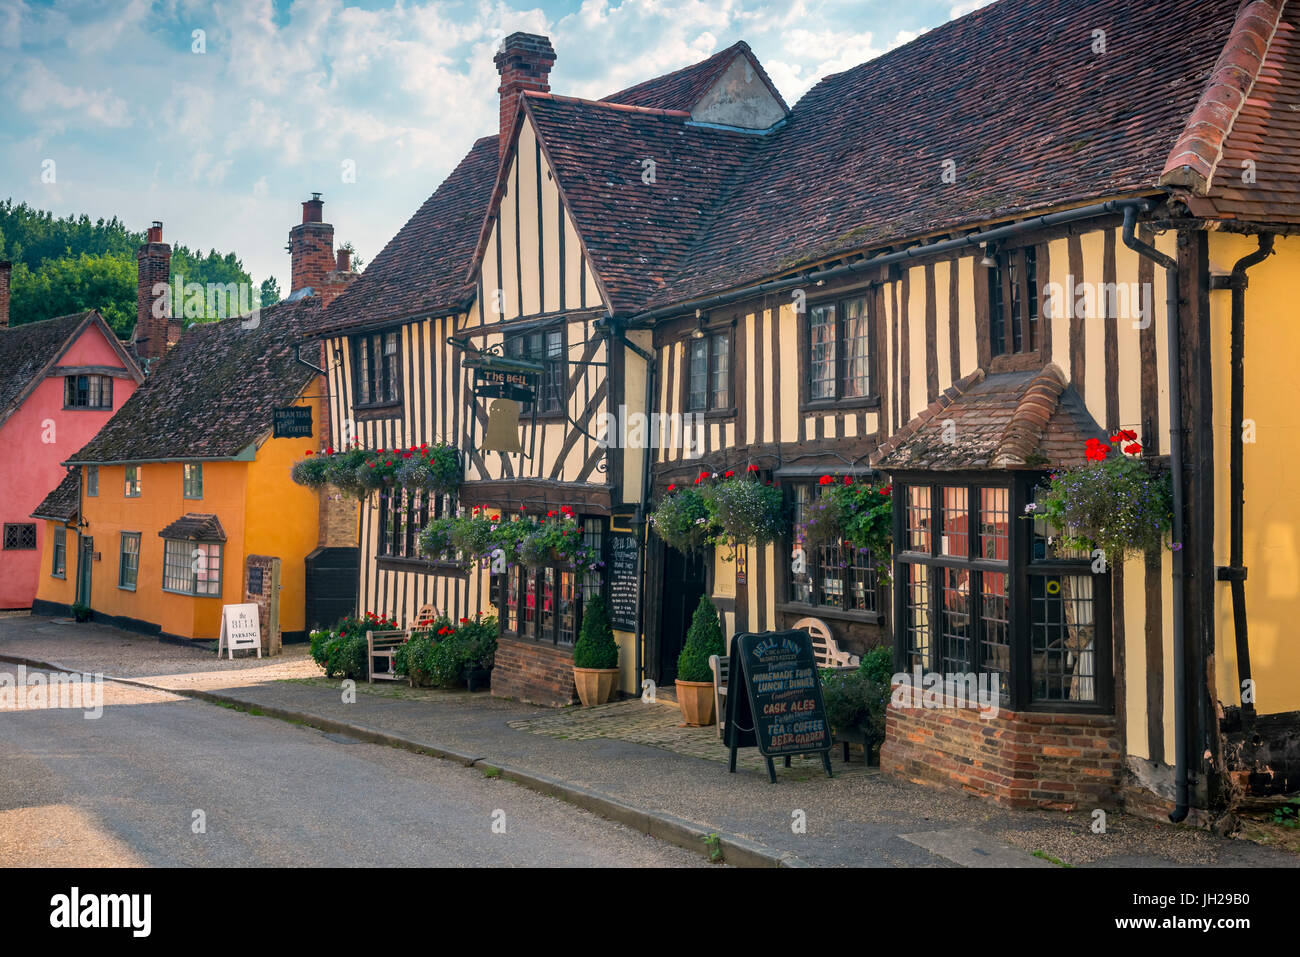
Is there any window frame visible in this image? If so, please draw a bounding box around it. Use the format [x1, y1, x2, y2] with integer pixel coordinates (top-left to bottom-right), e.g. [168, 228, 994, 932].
[986, 244, 1042, 365]
[351, 328, 403, 415]
[504, 325, 567, 417]
[63, 374, 114, 410]
[51, 527, 66, 578]
[86, 466, 98, 497]
[375, 487, 459, 568]
[161, 539, 223, 597]
[118, 531, 141, 591]
[779, 482, 883, 624]
[681, 326, 735, 417]
[498, 515, 606, 647]
[2, 523, 37, 550]
[800, 291, 878, 410]
[182, 463, 203, 500]
[124, 466, 141, 498]
[890, 471, 1113, 715]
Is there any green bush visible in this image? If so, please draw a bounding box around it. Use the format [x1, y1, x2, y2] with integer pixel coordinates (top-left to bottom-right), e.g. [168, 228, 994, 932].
[860, 645, 894, 685]
[820, 667, 890, 741]
[573, 595, 619, 670]
[308, 612, 399, 679]
[676, 595, 725, 683]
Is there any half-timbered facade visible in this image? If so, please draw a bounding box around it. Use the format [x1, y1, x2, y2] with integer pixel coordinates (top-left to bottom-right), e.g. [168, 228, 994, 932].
[313, 0, 1300, 818]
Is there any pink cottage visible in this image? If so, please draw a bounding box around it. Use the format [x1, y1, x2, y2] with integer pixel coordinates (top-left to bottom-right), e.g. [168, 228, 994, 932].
[0, 260, 143, 609]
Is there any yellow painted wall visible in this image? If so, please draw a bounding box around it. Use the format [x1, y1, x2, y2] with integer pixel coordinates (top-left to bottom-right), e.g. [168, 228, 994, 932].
[33, 521, 78, 608]
[243, 384, 326, 634]
[1209, 232, 1300, 715]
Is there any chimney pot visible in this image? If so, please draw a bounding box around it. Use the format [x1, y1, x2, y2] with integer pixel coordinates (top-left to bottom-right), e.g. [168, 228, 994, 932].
[302, 194, 324, 224]
[336, 248, 351, 272]
[495, 33, 556, 158]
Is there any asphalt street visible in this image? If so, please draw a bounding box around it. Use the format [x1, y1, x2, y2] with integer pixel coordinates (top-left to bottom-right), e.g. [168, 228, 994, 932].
[0, 671, 711, 867]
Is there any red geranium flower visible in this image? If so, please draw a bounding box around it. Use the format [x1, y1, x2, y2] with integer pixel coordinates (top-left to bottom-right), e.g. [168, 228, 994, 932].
[844, 476, 853, 486]
[1124, 443, 1142, 456]
[819, 474, 834, 486]
[667, 484, 677, 492]
[746, 464, 759, 473]
[724, 470, 735, 478]
[305, 450, 313, 456]
[547, 510, 557, 518]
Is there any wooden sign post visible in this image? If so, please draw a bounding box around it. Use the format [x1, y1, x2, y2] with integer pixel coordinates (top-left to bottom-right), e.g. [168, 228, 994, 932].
[725, 630, 833, 783]
[218, 603, 262, 659]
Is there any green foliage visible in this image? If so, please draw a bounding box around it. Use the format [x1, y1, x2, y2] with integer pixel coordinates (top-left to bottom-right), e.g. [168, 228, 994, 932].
[290, 445, 458, 502]
[573, 595, 619, 670]
[517, 511, 584, 569]
[309, 612, 399, 679]
[1272, 801, 1300, 829]
[702, 478, 784, 547]
[819, 666, 890, 742]
[801, 477, 893, 555]
[70, 602, 92, 622]
[0, 199, 257, 333]
[1031, 437, 1173, 560]
[259, 276, 281, 307]
[859, 645, 895, 685]
[677, 595, 725, 683]
[394, 615, 497, 688]
[649, 486, 715, 552]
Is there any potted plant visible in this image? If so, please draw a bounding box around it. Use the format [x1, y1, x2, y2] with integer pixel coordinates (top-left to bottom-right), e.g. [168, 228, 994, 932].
[675, 595, 726, 726]
[572, 595, 620, 706]
[457, 614, 498, 691]
[1027, 432, 1173, 560]
[820, 646, 892, 765]
[649, 485, 714, 552]
[70, 602, 92, 623]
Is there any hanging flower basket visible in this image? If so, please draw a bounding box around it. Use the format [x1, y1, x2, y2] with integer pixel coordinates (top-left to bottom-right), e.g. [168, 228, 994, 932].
[418, 515, 459, 562]
[649, 485, 715, 552]
[290, 455, 331, 489]
[836, 479, 894, 555]
[1028, 432, 1173, 561]
[702, 477, 784, 546]
[394, 444, 461, 495]
[449, 512, 499, 563]
[799, 493, 844, 546]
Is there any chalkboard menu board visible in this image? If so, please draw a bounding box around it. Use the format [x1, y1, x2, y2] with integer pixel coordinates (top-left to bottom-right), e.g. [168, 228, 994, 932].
[726, 630, 833, 782]
[607, 531, 639, 631]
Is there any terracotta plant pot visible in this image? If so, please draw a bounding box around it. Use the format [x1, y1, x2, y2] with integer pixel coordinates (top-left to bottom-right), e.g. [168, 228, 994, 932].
[676, 679, 716, 726]
[573, 667, 620, 707]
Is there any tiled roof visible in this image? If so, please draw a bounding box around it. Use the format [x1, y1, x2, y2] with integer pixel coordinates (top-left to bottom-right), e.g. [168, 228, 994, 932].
[872, 366, 1106, 471]
[0, 311, 95, 426]
[67, 297, 322, 464]
[31, 469, 80, 522]
[158, 513, 227, 542]
[646, 0, 1244, 310]
[319, 135, 500, 335]
[1178, 2, 1300, 223]
[524, 94, 763, 313]
[602, 40, 789, 116]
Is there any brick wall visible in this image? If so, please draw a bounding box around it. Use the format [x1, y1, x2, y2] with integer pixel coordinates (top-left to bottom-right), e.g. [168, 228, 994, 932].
[135, 226, 171, 360]
[491, 635, 577, 706]
[880, 703, 1122, 810]
[245, 554, 281, 655]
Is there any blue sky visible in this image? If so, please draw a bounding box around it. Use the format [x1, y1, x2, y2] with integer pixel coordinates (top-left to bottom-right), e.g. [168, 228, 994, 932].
[0, 0, 993, 288]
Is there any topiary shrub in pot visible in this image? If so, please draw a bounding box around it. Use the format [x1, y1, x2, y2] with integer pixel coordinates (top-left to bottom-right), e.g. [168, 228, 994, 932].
[676, 595, 726, 726]
[572, 595, 620, 706]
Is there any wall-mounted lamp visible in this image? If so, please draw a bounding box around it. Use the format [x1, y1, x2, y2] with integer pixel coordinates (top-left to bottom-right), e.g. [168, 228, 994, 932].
[980, 243, 999, 268]
[693, 309, 707, 339]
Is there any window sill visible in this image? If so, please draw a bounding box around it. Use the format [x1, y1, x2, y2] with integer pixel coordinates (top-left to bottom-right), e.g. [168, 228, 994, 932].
[354, 403, 403, 421]
[51, 573, 65, 580]
[377, 555, 467, 576]
[161, 587, 222, 598]
[776, 602, 882, 626]
[799, 396, 881, 414]
[118, 584, 136, 592]
[685, 406, 737, 420]
[62, 405, 113, 412]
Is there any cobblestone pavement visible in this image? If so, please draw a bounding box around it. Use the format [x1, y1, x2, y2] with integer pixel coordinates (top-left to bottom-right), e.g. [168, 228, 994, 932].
[509, 698, 874, 779]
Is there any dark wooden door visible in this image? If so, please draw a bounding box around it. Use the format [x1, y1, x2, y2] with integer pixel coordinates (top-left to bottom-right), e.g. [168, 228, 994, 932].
[656, 546, 707, 684]
[75, 536, 93, 607]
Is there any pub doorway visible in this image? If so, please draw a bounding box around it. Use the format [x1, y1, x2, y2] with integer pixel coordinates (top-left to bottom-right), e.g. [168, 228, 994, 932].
[655, 544, 707, 685]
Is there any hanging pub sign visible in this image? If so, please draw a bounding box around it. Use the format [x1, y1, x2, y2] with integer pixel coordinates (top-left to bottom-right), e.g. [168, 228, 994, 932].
[473, 367, 535, 403]
[725, 630, 833, 783]
[272, 406, 313, 438]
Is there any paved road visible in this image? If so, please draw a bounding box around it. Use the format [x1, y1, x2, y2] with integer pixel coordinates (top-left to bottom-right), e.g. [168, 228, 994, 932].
[0, 672, 711, 867]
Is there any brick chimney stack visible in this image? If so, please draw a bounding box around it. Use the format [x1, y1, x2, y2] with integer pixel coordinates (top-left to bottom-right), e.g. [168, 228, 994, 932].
[0, 261, 11, 329]
[136, 222, 171, 360]
[289, 193, 336, 295]
[320, 246, 359, 308]
[495, 33, 556, 158]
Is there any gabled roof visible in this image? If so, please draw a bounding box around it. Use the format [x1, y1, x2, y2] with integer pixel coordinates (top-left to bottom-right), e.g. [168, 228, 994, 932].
[872, 366, 1105, 472]
[158, 513, 227, 542]
[522, 94, 763, 314]
[1166, 1, 1300, 223]
[647, 0, 1244, 310]
[602, 40, 789, 118]
[318, 135, 500, 336]
[0, 310, 141, 429]
[31, 469, 80, 523]
[67, 297, 322, 465]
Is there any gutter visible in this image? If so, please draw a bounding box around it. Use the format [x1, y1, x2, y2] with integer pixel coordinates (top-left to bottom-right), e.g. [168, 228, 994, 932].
[622, 197, 1159, 325]
[1212, 234, 1275, 729]
[1120, 206, 1188, 823]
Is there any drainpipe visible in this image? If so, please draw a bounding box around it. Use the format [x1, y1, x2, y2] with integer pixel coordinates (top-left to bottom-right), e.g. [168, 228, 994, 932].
[1213, 234, 1274, 729]
[606, 316, 658, 696]
[1121, 206, 1189, 822]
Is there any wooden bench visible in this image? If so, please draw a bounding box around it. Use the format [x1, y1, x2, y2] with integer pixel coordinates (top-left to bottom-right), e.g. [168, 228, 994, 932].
[793, 616, 860, 669]
[366, 629, 408, 683]
[709, 654, 729, 740]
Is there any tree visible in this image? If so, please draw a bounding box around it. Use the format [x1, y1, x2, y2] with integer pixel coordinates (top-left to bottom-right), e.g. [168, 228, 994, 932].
[339, 241, 365, 272]
[8, 254, 136, 334]
[259, 276, 281, 307]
